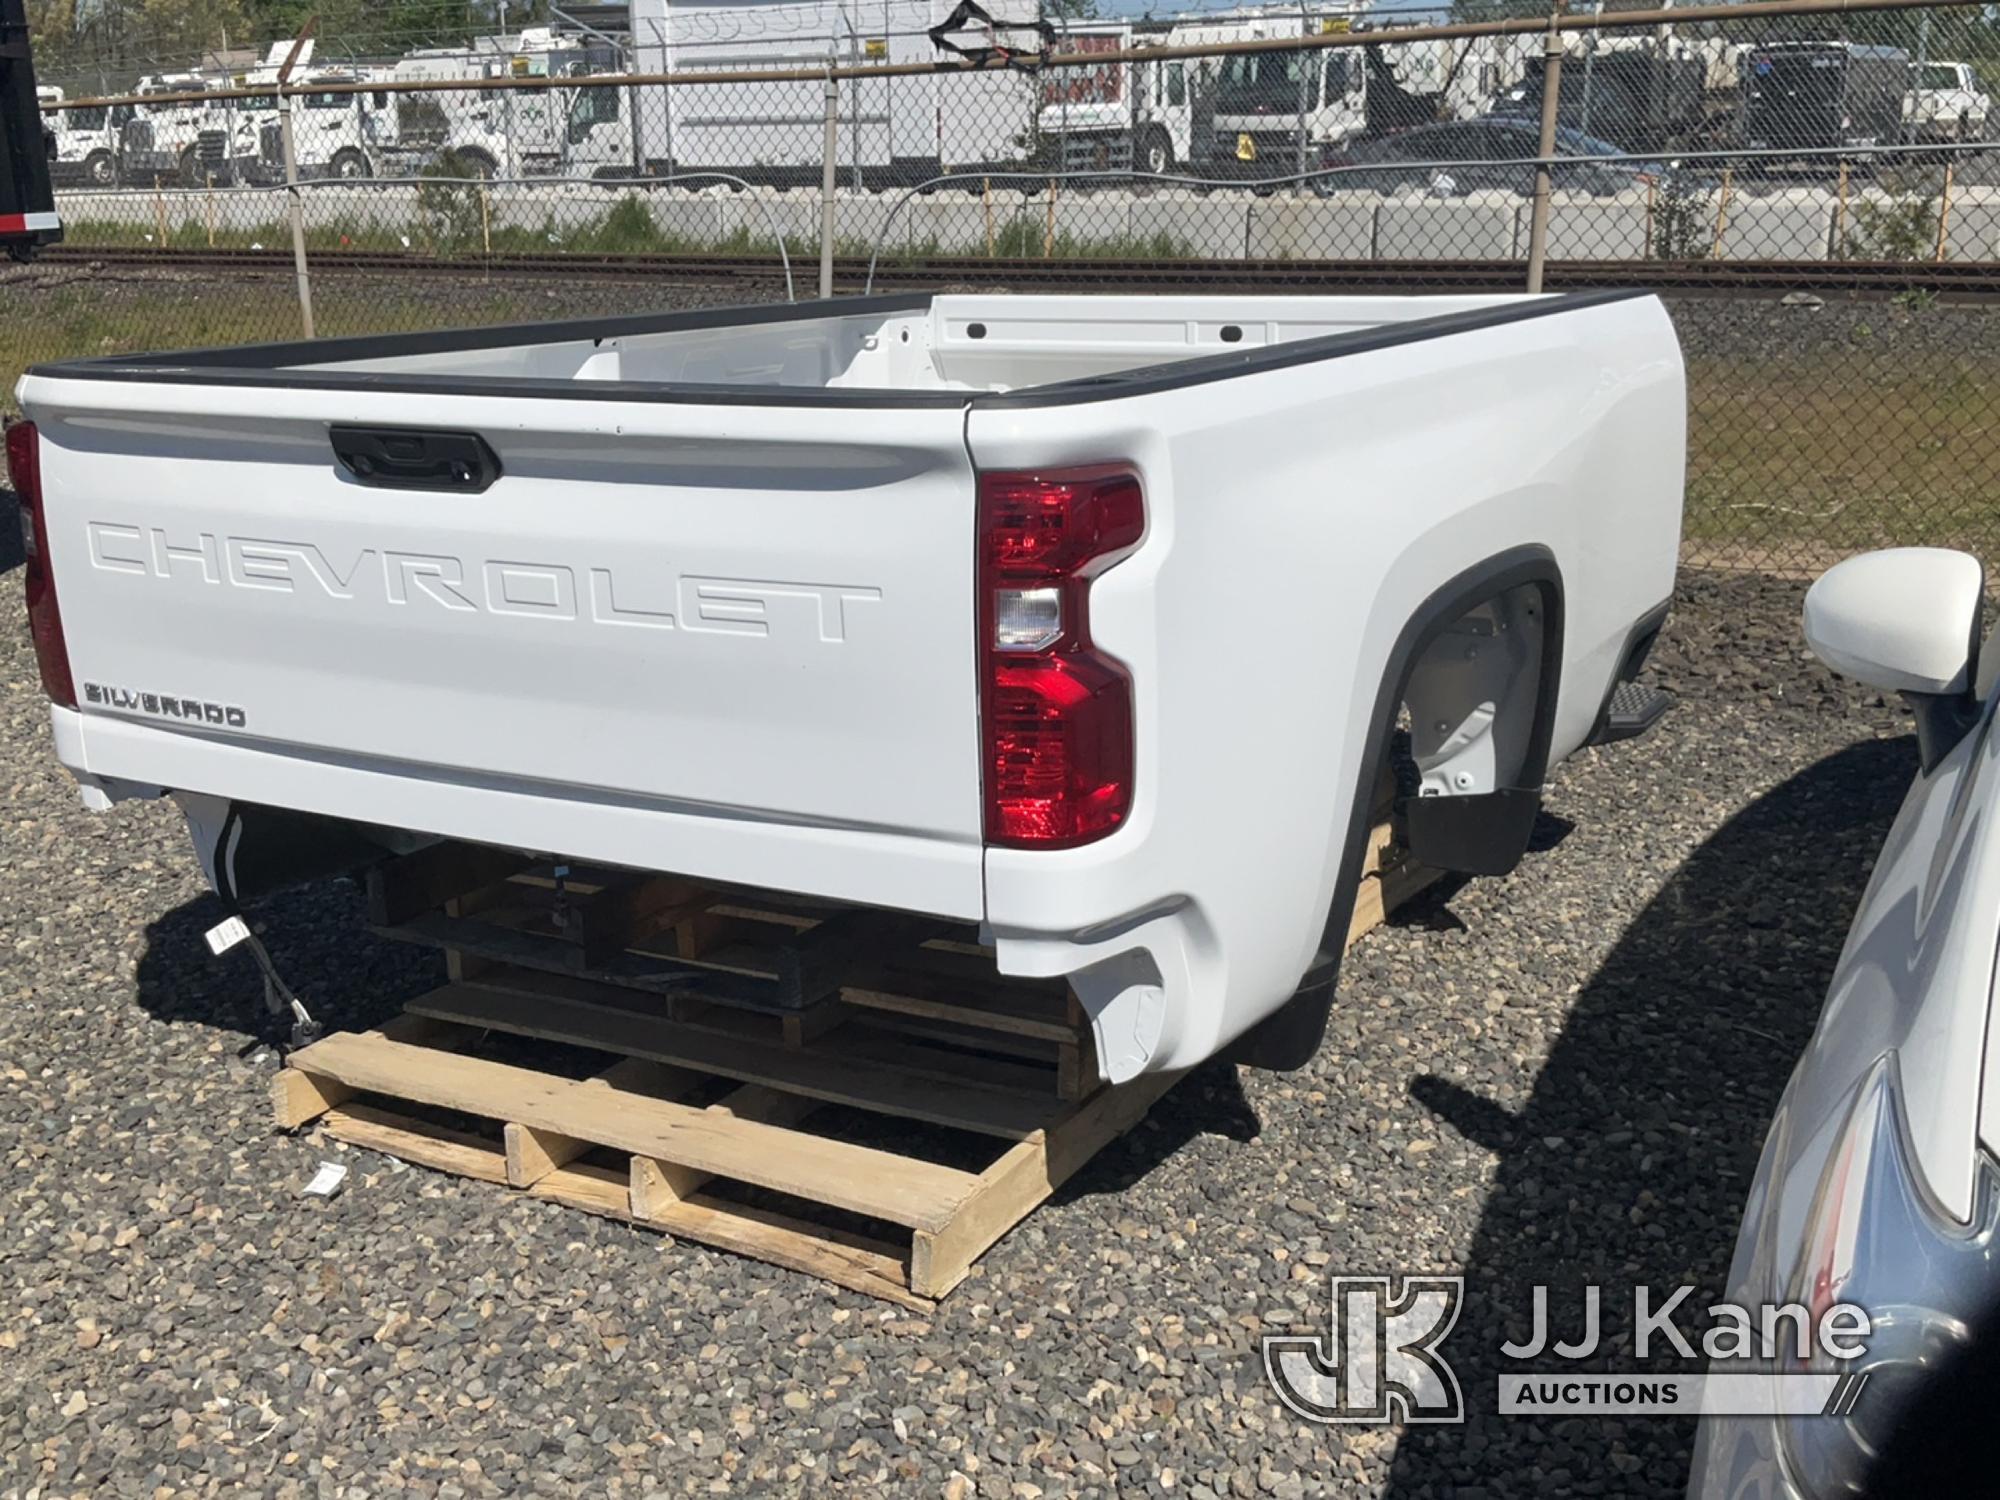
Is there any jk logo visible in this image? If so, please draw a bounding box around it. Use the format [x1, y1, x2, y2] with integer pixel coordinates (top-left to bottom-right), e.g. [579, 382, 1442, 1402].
[1263, 1275, 1465, 1424]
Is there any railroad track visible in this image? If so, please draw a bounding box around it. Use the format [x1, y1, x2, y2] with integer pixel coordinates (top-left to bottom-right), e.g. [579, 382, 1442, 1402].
[33, 245, 2000, 299]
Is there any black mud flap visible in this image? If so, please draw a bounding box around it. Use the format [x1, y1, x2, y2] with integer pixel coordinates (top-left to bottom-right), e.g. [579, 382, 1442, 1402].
[1402, 786, 1543, 877]
[1226, 970, 1337, 1072]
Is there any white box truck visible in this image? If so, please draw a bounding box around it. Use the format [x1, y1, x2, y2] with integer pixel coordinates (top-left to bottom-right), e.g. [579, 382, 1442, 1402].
[628, 0, 1040, 182]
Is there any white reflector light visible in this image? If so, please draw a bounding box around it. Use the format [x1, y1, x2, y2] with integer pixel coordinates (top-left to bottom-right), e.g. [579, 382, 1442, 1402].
[994, 586, 1062, 651]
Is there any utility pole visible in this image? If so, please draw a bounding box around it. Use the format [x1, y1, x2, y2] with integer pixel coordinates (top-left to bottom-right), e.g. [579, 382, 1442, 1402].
[1579, 0, 1603, 138]
[277, 17, 319, 339]
[1525, 5, 1566, 294]
[819, 61, 838, 298]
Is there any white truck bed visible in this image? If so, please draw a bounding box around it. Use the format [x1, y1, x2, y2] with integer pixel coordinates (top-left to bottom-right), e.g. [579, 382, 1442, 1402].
[15, 290, 1686, 1076]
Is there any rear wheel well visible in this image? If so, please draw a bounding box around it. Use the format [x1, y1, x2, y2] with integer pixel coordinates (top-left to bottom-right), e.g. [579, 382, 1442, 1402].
[1402, 580, 1551, 803]
[1233, 547, 1564, 1070]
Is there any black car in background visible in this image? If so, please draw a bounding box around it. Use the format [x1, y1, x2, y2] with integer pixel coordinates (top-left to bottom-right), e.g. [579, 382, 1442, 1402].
[1740, 40, 1910, 152]
[1314, 117, 1660, 196]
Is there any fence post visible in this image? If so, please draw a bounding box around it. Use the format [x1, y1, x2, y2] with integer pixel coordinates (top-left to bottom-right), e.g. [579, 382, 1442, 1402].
[1524, 10, 1565, 294]
[280, 93, 315, 338]
[1295, 0, 1311, 194]
[819, 62, 839, 299]
[1934, 159, 1955, 262]
[273, 20, 318, 338]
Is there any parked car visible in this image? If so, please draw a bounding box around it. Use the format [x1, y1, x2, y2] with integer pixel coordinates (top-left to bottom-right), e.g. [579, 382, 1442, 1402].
[10, 290, 1683, 1078]
[1905, 59, 1992, 145]
[1688, 547, 2000, 1498]
[1315, 118, 1660, 196]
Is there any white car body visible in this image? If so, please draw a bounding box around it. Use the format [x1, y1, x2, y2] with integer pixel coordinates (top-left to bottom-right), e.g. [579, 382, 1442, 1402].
[1690, 547, 2000, 1498]
[12, 291, 1684, 1077]
[1904, 60, 1991, 143]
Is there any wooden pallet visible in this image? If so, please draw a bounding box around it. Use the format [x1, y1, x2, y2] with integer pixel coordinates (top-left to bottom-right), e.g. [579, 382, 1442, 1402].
[279, 812, 1434, 1306]
[368, 847, 943, 1017]
[368, 849, 1098, 1095]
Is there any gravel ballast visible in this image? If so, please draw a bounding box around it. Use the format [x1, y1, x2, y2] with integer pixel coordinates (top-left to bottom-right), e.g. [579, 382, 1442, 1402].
[0, 524, 1914, 1496]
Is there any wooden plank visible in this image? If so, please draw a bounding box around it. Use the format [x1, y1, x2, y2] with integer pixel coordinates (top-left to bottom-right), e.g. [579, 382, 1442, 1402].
[910, 1068, 1180, 1299]
[566, 874, 715, 967]
[284, 1026, 978, 1232]
[629, 1082, 823, 1212]
[320, 1102, 511, 1184]
[780, 1001, 847, 1048]
[669, 907, 761, 961]
[1056, 996, 1096, 1102]
[630, 1157, 684, 1218]
[381, 910, 799, 1010]
[1358, 818, 1398, 880]
[444, 876, 520, 983]
[873, 943, 1069, 1006]
[503, 1057, 704, 1188]
[531, 1161, 931, 1311]
[1346, 857, 1442, 949]
[409, 974, 1060, 1141]
[839, 974, 1080, 1044]
[832, 1026, 1061, 1098]
[911, 1137, 1049, 1300]
[274, 1068, 353, 1130]
[788, 909, 949, 1007]
[271, 1013, 476, 1128]
[367, 841, 534, 926]
[506, 1124, 584, 1190]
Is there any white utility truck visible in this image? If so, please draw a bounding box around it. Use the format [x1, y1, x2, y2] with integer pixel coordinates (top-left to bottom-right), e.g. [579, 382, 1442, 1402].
[1906, 59, 1992, 144]
[39, 86, 129, 187]
[119, 73, 227, 184]
[628, 0, 1041, 182]
[1037, 19, 1510, 179]
[254, 69, 402, 182]
[10, 290, 1684, 1076]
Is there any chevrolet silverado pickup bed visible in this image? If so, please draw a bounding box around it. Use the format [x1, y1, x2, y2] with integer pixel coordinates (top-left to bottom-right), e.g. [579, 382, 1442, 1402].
[11, 290, 1685, 1077]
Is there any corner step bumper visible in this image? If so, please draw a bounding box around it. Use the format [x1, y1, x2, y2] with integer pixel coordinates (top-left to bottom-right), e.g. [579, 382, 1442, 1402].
[1586, 681, 1675, 746]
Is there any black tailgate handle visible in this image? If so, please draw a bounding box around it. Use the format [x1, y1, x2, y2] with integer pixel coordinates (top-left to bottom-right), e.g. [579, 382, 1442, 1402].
[330, 427, 501, 493]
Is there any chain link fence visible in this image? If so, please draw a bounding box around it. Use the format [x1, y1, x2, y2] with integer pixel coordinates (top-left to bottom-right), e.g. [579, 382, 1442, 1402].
[12, 0, 2000, 572]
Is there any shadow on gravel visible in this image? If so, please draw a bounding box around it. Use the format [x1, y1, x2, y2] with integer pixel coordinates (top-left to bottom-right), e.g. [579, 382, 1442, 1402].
[1057, 1060, 1264, 1204]
[133, 878, 445, 1043]
[1388, 734, 1916, 1499]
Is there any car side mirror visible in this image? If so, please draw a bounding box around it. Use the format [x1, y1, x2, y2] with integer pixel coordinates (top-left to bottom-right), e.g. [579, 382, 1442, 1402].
[1804, 547, 1986, 771]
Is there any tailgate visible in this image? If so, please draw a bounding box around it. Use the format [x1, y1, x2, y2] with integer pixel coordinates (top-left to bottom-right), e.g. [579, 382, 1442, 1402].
[27, 379, 984, 895]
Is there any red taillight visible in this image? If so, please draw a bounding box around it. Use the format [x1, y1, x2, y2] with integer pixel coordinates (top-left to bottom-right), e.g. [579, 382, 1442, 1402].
[7, 420, 76, 708]
[978, 466, 1142, 848]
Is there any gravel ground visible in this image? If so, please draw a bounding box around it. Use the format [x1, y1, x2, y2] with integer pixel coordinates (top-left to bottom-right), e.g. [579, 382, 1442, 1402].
[0, 526, 1915, 1497]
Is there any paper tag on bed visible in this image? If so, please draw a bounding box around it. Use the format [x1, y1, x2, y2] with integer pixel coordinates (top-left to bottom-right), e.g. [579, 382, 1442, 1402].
[204, 915, 251, 955]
